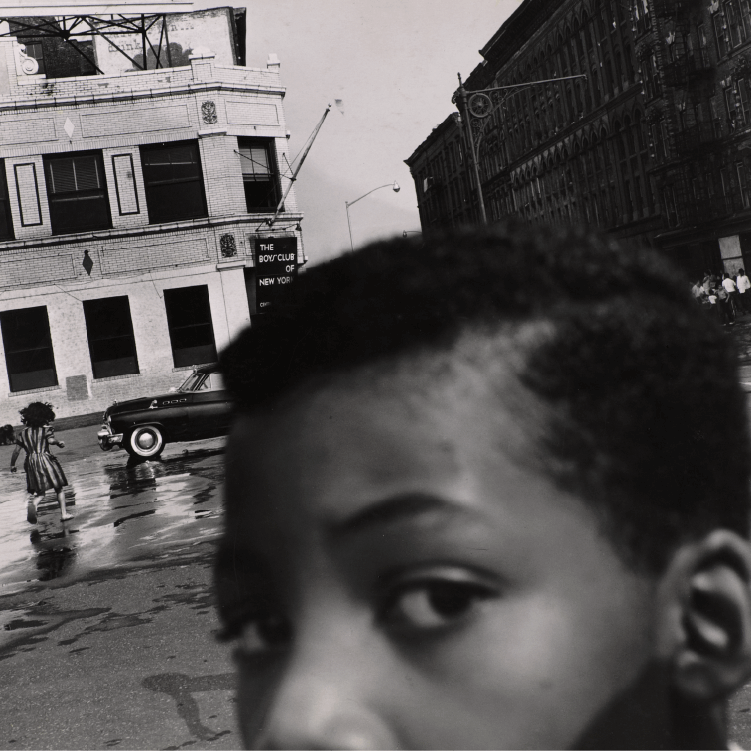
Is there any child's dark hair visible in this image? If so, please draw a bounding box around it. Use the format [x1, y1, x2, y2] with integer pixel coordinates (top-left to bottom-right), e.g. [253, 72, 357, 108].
[221, 223, 750, 574]
[19, 401, 56, 429]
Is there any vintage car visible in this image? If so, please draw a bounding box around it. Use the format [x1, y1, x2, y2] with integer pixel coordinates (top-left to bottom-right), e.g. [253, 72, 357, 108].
[97, 365, 232, 459]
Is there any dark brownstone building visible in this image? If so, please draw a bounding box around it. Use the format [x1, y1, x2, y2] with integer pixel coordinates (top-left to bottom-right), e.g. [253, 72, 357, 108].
[406, 0, 751, 280]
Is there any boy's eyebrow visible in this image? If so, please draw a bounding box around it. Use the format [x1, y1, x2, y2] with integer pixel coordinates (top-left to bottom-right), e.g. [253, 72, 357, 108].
[328, 492, 469, 540]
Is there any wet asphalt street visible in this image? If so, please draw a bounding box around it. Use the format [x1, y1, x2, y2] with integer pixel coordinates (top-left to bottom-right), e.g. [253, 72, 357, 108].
[0, 427, 240, 750]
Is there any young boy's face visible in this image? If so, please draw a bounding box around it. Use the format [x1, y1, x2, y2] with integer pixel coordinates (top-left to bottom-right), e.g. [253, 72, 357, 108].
[221, 358, 662, 749]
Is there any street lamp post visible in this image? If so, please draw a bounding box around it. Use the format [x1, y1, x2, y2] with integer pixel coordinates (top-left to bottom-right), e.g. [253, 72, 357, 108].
[345, 181, 400, 251]
[454, 72, 587, 225]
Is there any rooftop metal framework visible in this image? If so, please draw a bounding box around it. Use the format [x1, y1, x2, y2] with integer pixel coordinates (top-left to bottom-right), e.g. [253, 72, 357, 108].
[0, 3, 194, 74]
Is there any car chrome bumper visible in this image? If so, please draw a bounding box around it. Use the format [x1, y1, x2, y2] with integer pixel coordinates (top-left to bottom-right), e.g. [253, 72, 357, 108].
[97, 426, 123, 451]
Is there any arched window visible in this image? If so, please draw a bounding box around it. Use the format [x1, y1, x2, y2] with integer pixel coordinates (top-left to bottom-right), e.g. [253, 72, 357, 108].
[623, 43, 634, 83]
[613, 121, 625, 160]
[591, 65, 602, 105]
[623, 115, 634, 156]
[582, 12, 594, 52]
[604, 54, 615, 93]
[614, 46, 624, 88]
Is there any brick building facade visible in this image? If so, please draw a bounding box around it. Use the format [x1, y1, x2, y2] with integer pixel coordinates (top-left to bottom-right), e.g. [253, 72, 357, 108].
[406, 0, 751, 282]
[0, 10, 303, 425]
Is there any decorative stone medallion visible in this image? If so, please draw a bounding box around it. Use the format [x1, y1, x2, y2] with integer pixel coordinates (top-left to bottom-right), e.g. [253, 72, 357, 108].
[201, 101, 218, 125]
[220, 233, 237, 258]
[17, 44, 39, 75]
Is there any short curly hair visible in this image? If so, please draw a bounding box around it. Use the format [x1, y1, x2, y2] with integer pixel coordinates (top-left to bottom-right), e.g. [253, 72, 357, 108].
[19, 401, 56, 429]
[221, 223, 750, 574]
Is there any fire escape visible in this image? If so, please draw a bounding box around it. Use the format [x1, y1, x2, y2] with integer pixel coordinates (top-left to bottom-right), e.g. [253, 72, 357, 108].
[650, 0, 719, 226]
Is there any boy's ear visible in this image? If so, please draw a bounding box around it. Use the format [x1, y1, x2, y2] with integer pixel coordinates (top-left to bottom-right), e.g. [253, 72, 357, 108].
[657, 530, 751, 702]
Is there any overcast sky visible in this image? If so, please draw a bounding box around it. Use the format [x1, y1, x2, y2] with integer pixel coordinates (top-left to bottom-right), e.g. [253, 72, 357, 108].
[192, 0, 522, 265]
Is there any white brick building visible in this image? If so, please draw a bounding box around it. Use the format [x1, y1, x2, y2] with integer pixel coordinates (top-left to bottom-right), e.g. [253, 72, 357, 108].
[0, 10, 303, 424]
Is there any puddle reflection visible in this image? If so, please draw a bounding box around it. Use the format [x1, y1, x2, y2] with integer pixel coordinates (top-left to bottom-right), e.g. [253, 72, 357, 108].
[0, 441, 226, 590]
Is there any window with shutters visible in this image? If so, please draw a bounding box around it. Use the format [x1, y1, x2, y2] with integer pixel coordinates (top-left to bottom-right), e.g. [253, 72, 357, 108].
[743, 0, 751, 37]
[725, 87, 738, 128]
[237, 138, 281, 212]
[714, 12, 729, 57]
[83, 296, 139, 379]
[663, 188, 679, 227]
[163, 285, 217, 368]
[140, 140, 207, 223]
[0, 161, 13, 240]
[0, 306, 58, 392]
[43, 151, 111, 235]
[699, 24, 711, 66]
[738, 163, 750, 208]
[726, 1, 746, 46]
[739, 79, 751, 125]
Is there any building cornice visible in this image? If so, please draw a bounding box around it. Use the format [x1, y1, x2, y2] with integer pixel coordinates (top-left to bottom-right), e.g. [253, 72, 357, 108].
[405, 114, 460, 166]
[0, 79, 286, 115]
[0, 212, 304, 253]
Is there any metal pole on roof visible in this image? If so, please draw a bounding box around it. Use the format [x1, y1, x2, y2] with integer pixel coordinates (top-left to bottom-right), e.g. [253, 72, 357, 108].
[141, 12, 146, 69]
[163, 13, 172, 67]
[267, 104, 332, 226]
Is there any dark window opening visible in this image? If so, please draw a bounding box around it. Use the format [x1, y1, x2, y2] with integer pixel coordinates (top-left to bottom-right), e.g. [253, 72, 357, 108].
[43, 151, 111, 235]
[22, 41, 45, 74]
[238, 138, 280, 211]
[163, 285, 217, 368]
[140, 140, 207, 223]
[0, 306, 57, 392]
[0, 161, 14, 240]
[243, 267, 257, 315]
[83, 296, 139, 379]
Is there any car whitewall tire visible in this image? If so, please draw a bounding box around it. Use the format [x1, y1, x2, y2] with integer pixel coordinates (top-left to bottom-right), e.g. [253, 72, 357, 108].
[126, 425, 166, 458]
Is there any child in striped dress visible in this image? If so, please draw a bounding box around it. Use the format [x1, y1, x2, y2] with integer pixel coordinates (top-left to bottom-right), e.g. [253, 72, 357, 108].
[10, 401, 71, 524]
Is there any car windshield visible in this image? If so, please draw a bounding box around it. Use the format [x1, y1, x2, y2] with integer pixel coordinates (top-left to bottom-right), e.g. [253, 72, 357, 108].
[178, 372, 209, 392]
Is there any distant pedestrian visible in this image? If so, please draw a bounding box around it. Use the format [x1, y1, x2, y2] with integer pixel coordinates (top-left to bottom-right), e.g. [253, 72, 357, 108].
[691, 278, 704, 301]
[723, 273, 739, 318]
[0, 424, 15, 445]
[738, 268, 751, 313]
[716, 283, 734, 325]
[10, 401, 72, 524]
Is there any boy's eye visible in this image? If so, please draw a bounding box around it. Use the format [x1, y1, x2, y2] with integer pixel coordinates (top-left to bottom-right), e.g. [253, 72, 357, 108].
[234, 615, 292, 657]
[381, 572, 499, 631]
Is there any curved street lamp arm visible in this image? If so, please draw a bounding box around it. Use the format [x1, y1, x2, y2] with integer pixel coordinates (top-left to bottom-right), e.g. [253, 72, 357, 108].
[346, 183, 395, 208]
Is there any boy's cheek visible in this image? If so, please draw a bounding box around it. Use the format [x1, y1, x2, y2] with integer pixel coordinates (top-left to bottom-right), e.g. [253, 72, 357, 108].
[402, 593, 649, 707]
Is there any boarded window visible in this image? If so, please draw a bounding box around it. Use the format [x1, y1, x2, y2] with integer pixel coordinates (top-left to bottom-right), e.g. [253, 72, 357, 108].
[83, 296, 139, 379]
[0, 161, 14, 240]
[237, 138, 280, 211]
[0, 306, 58, 392]
[140, 141, 207, 223]
[43, 151, 111, 235]
[163, 285, 217, 368]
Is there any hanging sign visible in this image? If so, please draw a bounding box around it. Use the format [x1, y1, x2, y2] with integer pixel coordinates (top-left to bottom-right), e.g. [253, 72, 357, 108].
[255, 237, 298, 314]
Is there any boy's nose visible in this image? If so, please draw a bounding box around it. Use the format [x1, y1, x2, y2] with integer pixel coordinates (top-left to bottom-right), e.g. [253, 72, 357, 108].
[258, 678, 398, 750]
[251, 621, 400, 749]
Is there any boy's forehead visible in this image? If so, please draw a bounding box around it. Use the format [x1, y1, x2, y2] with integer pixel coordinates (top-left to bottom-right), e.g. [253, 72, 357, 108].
[226, 340, 555, 532]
